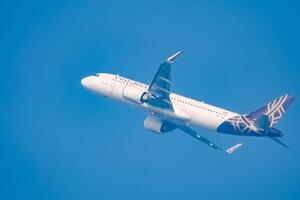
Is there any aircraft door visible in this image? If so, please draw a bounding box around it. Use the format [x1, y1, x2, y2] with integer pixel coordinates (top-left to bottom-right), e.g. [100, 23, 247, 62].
[111, 75, 128, 99]
[109, 80, 115, 95]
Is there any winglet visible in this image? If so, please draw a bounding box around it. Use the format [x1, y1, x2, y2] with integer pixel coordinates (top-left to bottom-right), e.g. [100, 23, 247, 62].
[167, 51, 183, 63]
[226, 143, 243, 154]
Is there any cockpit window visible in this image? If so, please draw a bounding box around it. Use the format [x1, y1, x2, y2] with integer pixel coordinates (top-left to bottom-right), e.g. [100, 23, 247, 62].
[95, 74, 100, 77]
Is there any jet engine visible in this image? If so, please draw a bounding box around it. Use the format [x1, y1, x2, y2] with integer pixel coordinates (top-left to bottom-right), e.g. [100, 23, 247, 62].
[123, 86, 151, 104]
[143, 115, 175, 134]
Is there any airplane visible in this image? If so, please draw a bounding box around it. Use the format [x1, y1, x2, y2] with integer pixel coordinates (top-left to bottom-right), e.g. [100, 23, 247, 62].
[81, 51, 295, 154]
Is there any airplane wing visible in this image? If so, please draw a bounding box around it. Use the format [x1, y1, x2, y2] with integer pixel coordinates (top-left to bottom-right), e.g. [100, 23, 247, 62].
[148, 51, 182, 100]
[178, 126, 243, 154]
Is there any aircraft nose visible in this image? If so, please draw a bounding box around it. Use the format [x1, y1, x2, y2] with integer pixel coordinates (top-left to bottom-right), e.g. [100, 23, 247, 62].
[81, 76, 92, 88]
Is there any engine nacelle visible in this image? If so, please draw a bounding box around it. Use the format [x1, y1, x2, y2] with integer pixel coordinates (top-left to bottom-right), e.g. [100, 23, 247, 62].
[122, 86, 151, 104]
[144, 115, 175, 134]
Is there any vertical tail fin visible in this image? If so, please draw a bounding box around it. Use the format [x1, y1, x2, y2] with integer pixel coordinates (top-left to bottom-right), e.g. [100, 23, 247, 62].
[247, 94, 295, 127]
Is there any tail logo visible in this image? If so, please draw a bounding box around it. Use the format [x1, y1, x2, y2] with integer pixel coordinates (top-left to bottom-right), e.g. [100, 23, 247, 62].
[217, 94, 295, 136]
[266, 94, 289, 127]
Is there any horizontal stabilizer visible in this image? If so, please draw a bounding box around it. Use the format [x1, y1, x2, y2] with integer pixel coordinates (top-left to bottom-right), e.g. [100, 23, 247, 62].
[226, 143, 243, 154]
[269, 137, 288, 148]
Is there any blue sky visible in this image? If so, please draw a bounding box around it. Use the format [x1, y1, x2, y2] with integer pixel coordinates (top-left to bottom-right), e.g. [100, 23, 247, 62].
[1, 0, 300, 199]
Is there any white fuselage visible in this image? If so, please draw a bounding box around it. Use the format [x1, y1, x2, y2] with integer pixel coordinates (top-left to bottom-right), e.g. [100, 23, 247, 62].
[81, 73, 238, 132]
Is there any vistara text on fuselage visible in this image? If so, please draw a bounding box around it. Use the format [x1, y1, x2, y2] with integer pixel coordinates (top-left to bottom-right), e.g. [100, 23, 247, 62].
[81, 51, 295, 153]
